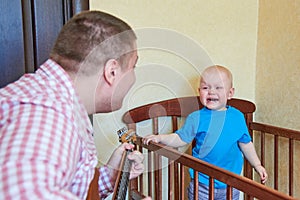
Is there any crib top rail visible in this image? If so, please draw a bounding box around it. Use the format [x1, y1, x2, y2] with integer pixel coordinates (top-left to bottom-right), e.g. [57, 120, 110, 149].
[250, 122, 300, 140]
[123, 96, 255, 124]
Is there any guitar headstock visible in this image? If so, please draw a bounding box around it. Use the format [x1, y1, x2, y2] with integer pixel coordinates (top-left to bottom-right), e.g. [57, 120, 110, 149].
[117, 127, 137, 144]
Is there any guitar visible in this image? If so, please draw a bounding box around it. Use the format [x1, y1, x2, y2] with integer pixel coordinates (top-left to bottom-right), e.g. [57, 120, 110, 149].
[86, 128, 143, 200]
[112, 127, 137, 200]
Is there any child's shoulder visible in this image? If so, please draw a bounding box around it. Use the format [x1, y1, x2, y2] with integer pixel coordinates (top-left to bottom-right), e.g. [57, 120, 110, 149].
[227, 105, 240, 112]
[187, 107, 209, 118]
[189, 109, 202, 116]
[227, 106, 245, 117]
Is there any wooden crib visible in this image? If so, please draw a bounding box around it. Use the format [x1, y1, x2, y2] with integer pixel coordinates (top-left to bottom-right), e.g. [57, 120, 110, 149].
[122, 96, 299, 200]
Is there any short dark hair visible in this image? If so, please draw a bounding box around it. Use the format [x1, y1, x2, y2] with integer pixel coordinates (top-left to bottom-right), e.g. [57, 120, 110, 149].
[50, 10, 136, 73]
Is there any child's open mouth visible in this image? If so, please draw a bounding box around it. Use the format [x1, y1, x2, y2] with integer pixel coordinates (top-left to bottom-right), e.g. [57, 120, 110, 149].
[207, 98, 218, 102]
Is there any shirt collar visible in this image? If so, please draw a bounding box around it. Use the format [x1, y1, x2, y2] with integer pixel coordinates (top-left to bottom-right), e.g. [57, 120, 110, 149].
[38, 59, 75, 97]
[38, 59, 94, 134]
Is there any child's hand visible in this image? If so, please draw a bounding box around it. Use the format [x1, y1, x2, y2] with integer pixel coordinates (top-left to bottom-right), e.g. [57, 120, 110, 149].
[254, 165, 268, 184]
[142, 135, 161, 145]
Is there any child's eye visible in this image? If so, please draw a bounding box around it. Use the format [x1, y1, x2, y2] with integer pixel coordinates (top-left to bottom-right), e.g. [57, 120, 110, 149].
[216, 86, 223, 90]
[201, 86, 208, 90]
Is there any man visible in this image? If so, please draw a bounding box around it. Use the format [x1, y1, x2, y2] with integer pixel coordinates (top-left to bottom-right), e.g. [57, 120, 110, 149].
[0, 10, 149, 199]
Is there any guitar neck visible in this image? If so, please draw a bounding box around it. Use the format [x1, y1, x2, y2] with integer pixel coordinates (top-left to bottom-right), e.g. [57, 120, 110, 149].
[112, 128, 141, 200]
[86, 128, 141, 200]
[113, 150, 132, 200]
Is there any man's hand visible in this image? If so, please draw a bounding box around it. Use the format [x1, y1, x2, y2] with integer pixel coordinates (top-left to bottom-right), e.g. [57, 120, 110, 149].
[107, 143, 144, 179]
[124, 143, 145, 179]
[142, 197, 152, 200]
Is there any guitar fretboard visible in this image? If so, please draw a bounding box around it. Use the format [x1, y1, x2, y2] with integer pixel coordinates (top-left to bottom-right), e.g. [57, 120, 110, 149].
[114, 150, 132, 200]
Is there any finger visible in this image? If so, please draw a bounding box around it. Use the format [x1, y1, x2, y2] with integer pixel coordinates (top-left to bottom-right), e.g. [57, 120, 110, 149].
[132, 162, 144, 172]
[129, 162, 145, 179]
[261, 172, 268, 183]
[127, 150, 144, 163]
[142, 138, 147, 145]
[142, 137, 150, 145]
[145, 138, 150, 145]
[143, 138, 150, 145]
[121, 142, 135, 150]
[142, 135, 155, 145]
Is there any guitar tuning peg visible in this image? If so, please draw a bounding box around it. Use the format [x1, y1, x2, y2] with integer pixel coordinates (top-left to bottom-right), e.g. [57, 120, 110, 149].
[117, 127, 128, 137]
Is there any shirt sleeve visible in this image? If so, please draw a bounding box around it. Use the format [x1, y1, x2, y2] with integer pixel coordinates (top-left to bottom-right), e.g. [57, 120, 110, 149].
[175, 111, 200, 143]
[98, 165, 114, 199]
[238, 132, 252, 143]
[236, 111, 252, 144]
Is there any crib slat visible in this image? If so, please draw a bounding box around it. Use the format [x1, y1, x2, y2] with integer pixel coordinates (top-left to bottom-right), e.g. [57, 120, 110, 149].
[194, 171, 198, 200]
[154, 152, 162, 199]
[174, 161, 179, 200]
[172, 116, 178, 132]
[274, 135, 279, 190]
[168, 159, 174, 200]
[147, 150, 152, 197]
[172, 115, 180, 200]
[289, 139, 294, 196]
[244, 113, 254, 182]
[209, 177, 214, 200]
[260, 131, 265, 167]
[226, 185, 232, 200]
[180, 163, 185, 199]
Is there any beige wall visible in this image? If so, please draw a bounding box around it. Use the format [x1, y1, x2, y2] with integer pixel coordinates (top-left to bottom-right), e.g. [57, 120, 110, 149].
[91, 0, 258, 163]
[256, 0, 300, 130]
[256, 0, 300, 197]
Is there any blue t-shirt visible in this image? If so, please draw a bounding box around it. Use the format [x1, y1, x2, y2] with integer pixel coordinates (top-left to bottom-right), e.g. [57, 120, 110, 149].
[175, 106, 251, 188]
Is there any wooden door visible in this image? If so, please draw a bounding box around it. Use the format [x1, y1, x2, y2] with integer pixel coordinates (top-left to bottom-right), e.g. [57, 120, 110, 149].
[0, 0, 89, 88]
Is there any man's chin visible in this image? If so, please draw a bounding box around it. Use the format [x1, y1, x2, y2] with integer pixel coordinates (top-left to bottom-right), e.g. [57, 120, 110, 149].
[94, 105, 122, 114]
[110, 103, 123, 112]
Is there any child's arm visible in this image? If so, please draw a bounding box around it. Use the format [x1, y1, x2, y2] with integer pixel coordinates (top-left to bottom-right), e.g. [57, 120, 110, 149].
[142, 133, 187, 148]
[239, 142, 268, 183]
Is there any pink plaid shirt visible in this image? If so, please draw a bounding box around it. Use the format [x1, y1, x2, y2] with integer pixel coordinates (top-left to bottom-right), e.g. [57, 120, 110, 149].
[0, 59, 114, 199]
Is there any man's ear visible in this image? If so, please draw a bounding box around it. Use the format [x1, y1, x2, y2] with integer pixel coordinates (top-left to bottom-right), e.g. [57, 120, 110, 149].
[103, 59, 120, 85]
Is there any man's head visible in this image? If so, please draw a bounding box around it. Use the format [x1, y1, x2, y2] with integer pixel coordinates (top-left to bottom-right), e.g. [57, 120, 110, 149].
[50, 10, 138, 114]
[198, 65, 234, 111]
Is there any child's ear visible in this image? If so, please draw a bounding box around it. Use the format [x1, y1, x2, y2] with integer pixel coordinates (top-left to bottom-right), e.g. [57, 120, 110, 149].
[103, 59, 120, 85]
[228, 87, 235, 99]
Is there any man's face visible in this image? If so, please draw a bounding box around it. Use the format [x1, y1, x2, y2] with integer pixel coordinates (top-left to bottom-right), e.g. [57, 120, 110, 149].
[94, 49, 138, 113]
[110, 50, 138, 111]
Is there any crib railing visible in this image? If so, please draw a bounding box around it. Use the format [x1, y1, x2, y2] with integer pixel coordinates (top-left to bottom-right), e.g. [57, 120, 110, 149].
[129, 136, 295, 200]
[122, 97, 299, 199]
[249, 122, 300, 198]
